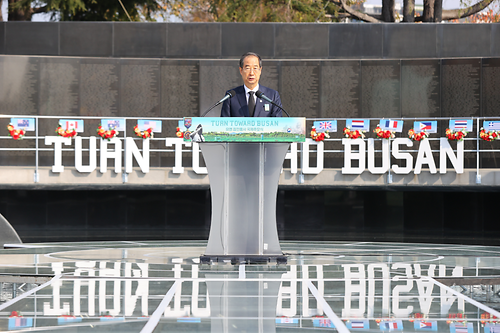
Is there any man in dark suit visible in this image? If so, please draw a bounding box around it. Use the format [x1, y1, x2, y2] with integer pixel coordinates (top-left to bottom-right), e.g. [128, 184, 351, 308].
[221, 52, 282, 117]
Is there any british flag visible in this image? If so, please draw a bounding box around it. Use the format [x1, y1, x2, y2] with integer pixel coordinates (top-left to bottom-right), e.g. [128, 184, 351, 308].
[319, 121, 333, 131]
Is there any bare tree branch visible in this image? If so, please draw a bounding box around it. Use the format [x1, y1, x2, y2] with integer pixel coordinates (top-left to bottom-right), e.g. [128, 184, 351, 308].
[441, 0, 495, 19]
[338, 0, 383, 22]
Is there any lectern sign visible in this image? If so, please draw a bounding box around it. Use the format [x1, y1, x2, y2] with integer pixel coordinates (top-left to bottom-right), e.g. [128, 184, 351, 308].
[182, 117, 306, 143]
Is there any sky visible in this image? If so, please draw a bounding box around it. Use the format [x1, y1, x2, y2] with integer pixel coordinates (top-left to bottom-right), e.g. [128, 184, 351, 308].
[0, 0, 491, 21]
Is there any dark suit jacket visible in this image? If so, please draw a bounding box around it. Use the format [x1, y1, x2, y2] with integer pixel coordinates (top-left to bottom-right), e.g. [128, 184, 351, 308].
[220, 85, 282, 117]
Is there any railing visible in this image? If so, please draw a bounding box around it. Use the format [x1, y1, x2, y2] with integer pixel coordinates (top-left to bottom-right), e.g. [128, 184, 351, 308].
[1, 115, 500, 185]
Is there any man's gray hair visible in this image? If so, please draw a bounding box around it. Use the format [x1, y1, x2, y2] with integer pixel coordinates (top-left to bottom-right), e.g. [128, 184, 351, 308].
[239, 52, 262, 68]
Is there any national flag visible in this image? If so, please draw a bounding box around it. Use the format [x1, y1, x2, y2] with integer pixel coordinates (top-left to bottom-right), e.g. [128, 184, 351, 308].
[314, 120, 337, 133]
[143, 121, 156, 129]
[450, 119, 472, 131]
[380, 321, 402, 331]
[352, 120, 365, 128]
[414, 321, 437, 331]
[454, 120, 468, 129]
[102, 119, 125, 131]
[313, 318, 333, 328]
[138, 119, 162, 133]
[11, 118, 35, 131]
[414, 121, 437, 134]
[107, 120, 120, 129]
[17, 119, 30, 127]
[352, 321, 365, 328]
[420, 122, 432, 130]
[276, 317, 299, 324]
[454, 325, 468, 333]
[384, 322, 398, 329]
[319, 319, 332, 327]
[66, 121, 77, 130]
[319, 121, 332, 131]
[485, 121, 500, 130]
[385, 120, 398, 129]
[8, 317, 33, 329]
[486, 325, 500, 333]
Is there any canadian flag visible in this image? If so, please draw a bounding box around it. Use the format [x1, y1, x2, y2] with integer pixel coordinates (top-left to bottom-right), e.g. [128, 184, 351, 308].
[65, 121, 78, 130]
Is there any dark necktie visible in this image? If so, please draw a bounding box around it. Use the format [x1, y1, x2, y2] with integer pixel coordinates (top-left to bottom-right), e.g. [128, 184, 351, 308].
[248, 91, 255, 117]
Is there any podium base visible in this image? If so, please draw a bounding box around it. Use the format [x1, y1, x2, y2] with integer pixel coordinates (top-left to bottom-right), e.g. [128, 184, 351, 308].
[200, 255, 287, 265]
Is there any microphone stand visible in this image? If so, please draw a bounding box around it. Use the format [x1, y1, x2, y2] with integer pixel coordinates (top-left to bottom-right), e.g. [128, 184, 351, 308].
[255, 91, 290, 117]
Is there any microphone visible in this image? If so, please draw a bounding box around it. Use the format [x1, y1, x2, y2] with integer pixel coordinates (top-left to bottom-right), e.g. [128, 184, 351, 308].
[201, 90, 236, 117]
[255, 90, 290, 117]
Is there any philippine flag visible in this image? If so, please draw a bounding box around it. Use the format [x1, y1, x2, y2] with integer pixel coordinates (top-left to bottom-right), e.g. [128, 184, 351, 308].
[420, 122, 432, 130]
[415, 321, 438, 331]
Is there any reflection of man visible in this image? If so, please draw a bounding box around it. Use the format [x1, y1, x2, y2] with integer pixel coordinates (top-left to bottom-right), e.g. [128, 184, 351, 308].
[221, 52, 282, 117]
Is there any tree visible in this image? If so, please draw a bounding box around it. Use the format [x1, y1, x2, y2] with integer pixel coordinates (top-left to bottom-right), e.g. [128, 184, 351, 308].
[7, 0, 161, 21]
[162, 0, 498, 23]
[335, 0, 497, 22]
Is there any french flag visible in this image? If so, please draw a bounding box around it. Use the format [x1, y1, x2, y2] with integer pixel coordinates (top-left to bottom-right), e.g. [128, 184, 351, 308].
[383, 322, 399, 329]
[385, 120, 398, 129]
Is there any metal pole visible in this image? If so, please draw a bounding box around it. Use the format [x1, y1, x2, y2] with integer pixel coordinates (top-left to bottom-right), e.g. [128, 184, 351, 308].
[34, 117, 39, 183]
[476, 117, 481, 184]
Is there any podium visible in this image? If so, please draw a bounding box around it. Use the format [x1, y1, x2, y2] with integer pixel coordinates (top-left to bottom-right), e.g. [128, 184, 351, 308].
[180, 117, 306, 264]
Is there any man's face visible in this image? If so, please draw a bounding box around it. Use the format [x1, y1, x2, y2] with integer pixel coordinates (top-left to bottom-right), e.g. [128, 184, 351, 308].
[239, 55, 262, 90]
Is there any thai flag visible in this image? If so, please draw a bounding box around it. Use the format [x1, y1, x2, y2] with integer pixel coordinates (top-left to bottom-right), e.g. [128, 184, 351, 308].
[454, 120, 468, 129]
[385, 120, 399, 129]
[352, 120, 365, 128]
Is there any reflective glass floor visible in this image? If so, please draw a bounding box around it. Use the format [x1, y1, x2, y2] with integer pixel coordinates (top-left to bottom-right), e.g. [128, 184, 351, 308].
[0, 241, 500, 332]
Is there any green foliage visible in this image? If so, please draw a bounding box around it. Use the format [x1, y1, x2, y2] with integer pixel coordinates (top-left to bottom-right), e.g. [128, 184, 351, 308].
[10, 0, 160, 21]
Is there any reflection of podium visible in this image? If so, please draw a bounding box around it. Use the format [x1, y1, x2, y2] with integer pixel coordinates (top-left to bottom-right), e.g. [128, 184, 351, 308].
[180, 117, 306, 263]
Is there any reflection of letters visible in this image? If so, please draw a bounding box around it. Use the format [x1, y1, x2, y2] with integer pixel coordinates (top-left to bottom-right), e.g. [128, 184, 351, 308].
[40, 261, 468, 320]
[44, 263, 70, 315]
[342, 264, 366, 317]
[277, 265, 297, 317]
[302, 265, 324, 317]
[124, 263, 149, 316]
[164, 264, 190, 317]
